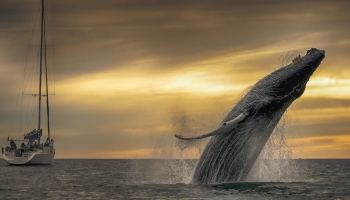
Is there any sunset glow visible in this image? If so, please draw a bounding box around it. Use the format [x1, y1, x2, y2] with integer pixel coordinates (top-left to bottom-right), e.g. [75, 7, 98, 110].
[0, 0, 349, 159]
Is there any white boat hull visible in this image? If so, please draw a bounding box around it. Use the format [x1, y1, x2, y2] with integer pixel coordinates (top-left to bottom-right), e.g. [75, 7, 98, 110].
[2, 147, 54, 165]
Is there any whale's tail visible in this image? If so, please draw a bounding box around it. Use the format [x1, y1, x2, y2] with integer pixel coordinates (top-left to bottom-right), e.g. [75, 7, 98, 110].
[174, 112, 249, 140]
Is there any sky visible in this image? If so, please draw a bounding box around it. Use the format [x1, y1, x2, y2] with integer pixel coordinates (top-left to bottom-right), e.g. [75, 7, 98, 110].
[0, 0, 349, 159]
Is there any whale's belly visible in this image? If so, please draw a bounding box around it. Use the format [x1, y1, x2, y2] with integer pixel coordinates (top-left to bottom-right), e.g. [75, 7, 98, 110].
[193, 109, 286, 184]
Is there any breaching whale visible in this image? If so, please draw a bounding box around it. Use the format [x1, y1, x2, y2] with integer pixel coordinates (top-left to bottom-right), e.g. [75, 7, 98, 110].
[175, 48, 325, 184]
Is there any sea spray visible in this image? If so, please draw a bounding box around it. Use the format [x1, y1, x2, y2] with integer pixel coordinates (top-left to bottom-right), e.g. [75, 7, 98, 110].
[279, 50, 303, 67]
[151, 109, 204, 184]
[153, 141, 200, 184]
[247, 115, 300, 181]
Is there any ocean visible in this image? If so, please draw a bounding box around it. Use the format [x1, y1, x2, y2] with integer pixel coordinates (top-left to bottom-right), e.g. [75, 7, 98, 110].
[0, 159, 349, 199]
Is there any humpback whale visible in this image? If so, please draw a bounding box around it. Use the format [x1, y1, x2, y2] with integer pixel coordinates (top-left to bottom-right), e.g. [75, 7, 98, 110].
[175, 48, 325, 184]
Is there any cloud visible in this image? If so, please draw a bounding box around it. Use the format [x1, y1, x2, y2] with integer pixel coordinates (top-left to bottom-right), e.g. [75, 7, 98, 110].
[2, 0, 350, 78]
[0, 0, 349, 158]
[289, 135, 350, 158]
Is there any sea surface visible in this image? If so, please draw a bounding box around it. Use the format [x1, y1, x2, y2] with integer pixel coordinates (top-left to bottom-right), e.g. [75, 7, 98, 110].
[0, 159, 349, 200]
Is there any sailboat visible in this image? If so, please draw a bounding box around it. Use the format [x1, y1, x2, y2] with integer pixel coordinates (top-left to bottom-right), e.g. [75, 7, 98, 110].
[1, 0, 55, 165]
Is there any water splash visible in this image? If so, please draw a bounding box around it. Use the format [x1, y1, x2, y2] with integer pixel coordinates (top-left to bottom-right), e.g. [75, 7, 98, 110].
[279, 50, 302, 67]
[152, 141, 200, 184]
[246, 115, 299, 181]
[151, 107, 204, 184]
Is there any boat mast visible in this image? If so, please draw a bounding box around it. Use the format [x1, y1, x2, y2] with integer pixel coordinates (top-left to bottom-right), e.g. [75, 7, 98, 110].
[37, 0, 44, 131]
[43, 1, 51, 139]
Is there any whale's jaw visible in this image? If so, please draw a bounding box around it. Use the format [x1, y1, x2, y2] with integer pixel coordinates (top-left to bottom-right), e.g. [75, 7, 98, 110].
[186, 48, 325, 184]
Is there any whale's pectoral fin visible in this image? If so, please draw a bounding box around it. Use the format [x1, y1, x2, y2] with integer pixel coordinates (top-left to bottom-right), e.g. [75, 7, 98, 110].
[222, 111, 249, 126]
[174, 129, 221, 140]
[174, 112, 248, 141]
